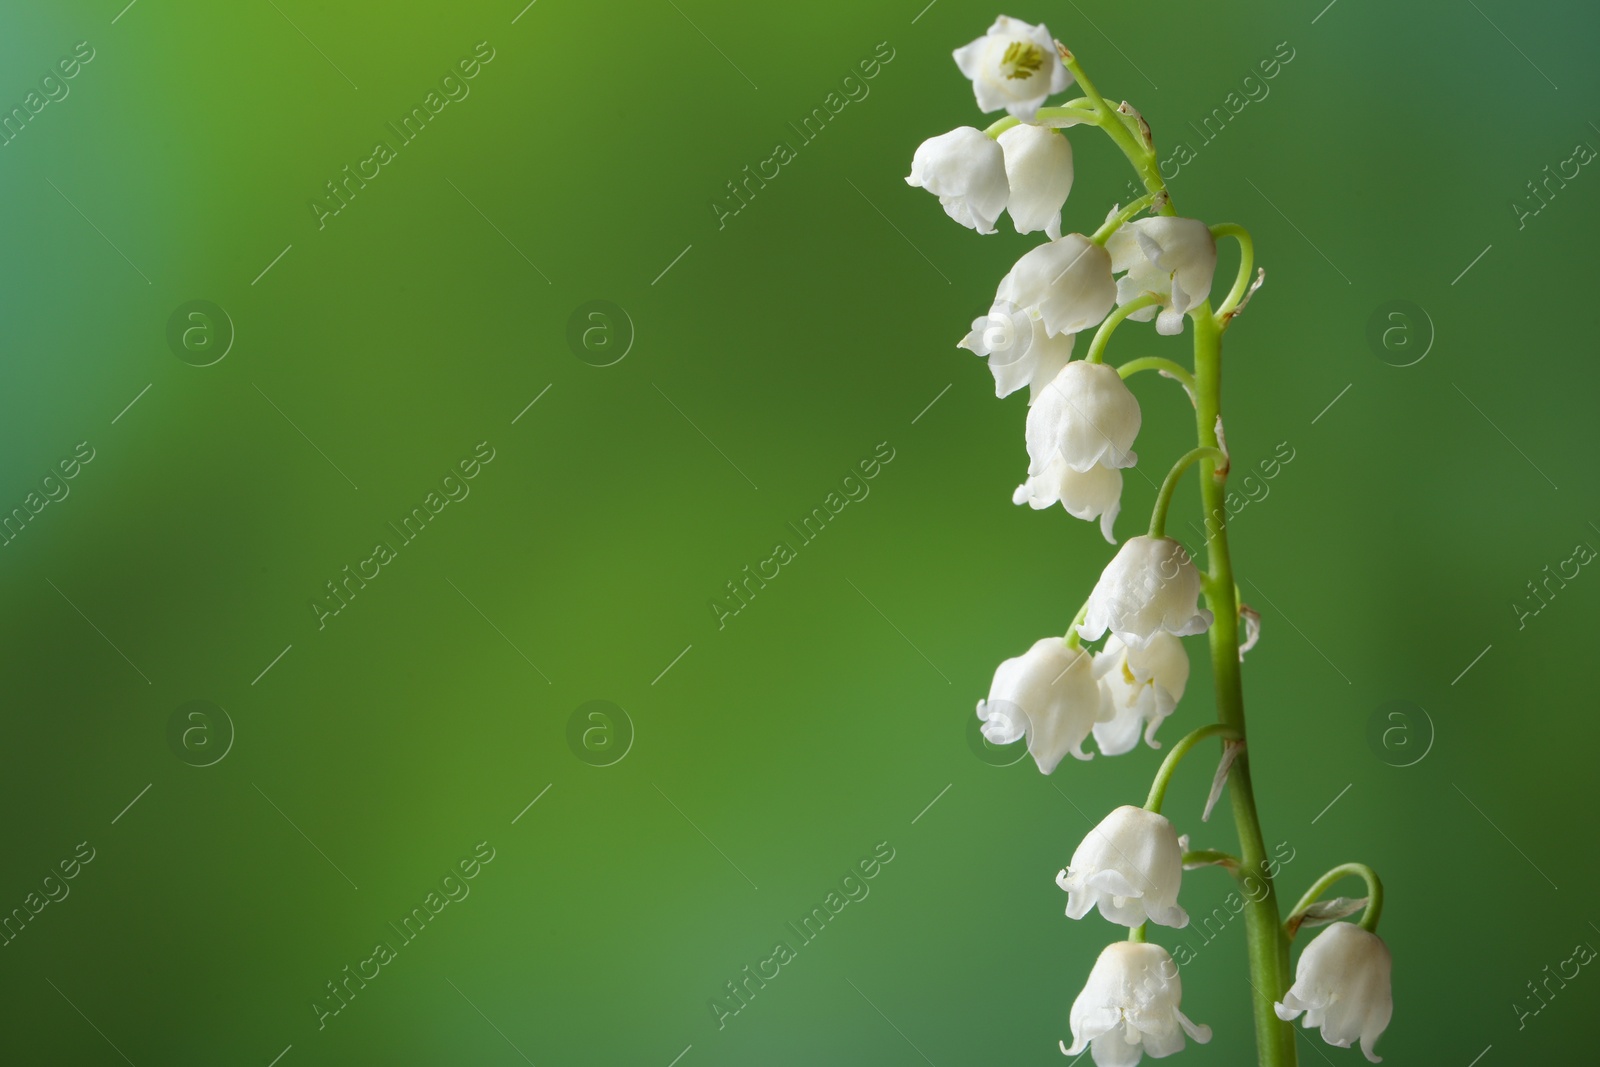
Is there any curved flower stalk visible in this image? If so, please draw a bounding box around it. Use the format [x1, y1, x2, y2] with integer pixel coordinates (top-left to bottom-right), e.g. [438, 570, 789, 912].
[907, 18, 1392, 1067]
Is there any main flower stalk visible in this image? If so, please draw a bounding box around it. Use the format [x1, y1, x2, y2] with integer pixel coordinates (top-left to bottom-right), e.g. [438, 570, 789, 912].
[1083, 64, 1297, 1061]
[1192, 305, 1297, 1066]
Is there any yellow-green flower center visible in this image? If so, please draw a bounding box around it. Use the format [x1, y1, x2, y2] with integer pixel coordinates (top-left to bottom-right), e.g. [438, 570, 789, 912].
[1001, 41, 1045, 81]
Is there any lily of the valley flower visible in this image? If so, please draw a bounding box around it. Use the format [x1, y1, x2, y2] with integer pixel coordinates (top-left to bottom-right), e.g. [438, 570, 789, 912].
[1078, 535, 1213, 649]
[997, 124, 1073, 237]
[1012, 453, 1122, 543]
[1092, 633, 1189, 754]
[998, 234, 1116, 338]
[1275, 923, 1394, 1063]
[952, 15, 1073, 122]
[1057, 805, 1189, 928]
[905, 127, 1010, 234]
[1106, 216, 1218, 335]
[1062, 941, 1212, 1066]
[958, 300, 1074, 403]
[976, 637, 1107, 774]
[1025, 360, 1140, 475]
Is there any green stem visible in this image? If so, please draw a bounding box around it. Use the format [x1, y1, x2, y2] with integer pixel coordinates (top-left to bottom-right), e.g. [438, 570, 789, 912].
[1192, 302, 1296, 1067]
[1061, 54, 1173, 215]
[1063, 596, 1092, 649]
[982, 105, 1099, 139]
[1091, 193, 1155, 244]
[1116, 356, 1194, 392]
[1128, 923, 1147, 943]
[1084, 294, 1160, 364]
[1148, 447, 1226, 539]
[1288, 863, 1384, 934]
[1211, 224, 1256, 320]
[1144, 722, 1240, 813]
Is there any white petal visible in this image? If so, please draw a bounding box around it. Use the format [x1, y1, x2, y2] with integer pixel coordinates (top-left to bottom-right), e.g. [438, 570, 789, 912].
[998, 124, 1073, 236]
[1025, 361, 1141, 475]
[1004, 235, 1116, 338]
[905, 127, 1009, 234]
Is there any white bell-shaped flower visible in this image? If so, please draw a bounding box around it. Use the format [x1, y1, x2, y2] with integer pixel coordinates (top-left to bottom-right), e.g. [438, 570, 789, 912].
[952, 15, 1073, 122]
[1062, 941, 1212, 1065]
[1078, 535, 1213, 649]
[1012, 453, 1122, 544]
[1056, 805, 1189, 928]
[1024, 360, 1140, 476]
[1092, 633, 1189, 755]
[1106, 217, 1218, 335]
[997, 234, 1116, 338]
[1275, 923, 1393, 1063]
[975, 637, 1108, 774]
[997, 124, 1073, 238]
[958, 300, 1074, 403]
[905, 127, 1010, 234]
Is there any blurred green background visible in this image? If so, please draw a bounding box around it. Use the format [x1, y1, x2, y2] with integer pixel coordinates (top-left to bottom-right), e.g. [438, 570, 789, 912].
[1, 0, 1596, 1063]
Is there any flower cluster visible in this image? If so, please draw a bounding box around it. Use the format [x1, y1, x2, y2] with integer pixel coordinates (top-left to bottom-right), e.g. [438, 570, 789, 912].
[911, 17, 1220, 572]
[911, 18, 1220, 561]
[910, 16, 1395, 1066]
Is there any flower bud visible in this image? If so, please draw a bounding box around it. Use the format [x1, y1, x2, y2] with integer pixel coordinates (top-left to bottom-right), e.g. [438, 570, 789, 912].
[997, 123, 1073, 238]
[1078, 535, 1213, 649]
[958, 300, 1073, 403]
[1024, 360, 1140, 476]
[1275, 923, 1393, 1063]
[1057, 804, 1188, 928]
[976, 638, 1107, 774]
[1012, 454, 1122, 544]
[998, 234, 1116, 338]
[1106, 216, 1218, 335]
[1062, 941, 1212, 1063]
[905, 127, 1009, 234]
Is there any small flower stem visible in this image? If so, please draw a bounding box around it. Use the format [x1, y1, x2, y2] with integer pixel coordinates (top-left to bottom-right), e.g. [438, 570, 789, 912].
[982, 105, 1099, 139]
[1287, 863, 1385, 934]
[1128, 922, 1147, 943]
[1091, 193, 1155, 244]
[1084, 294, 1161, 364]
[1211, 224, 1256, 320]
[1063, 597, 1092, 649]
[1148, 447, 1226, 539]
[1192, 301, 1297, 1067]
[1143, 721, 1241, 813]
[1116, 356, 1196, 395]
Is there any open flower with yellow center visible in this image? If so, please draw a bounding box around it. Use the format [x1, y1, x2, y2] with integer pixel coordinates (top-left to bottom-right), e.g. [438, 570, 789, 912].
[952, 15, 1073, 122]
[1092, 633, 1189, 754]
